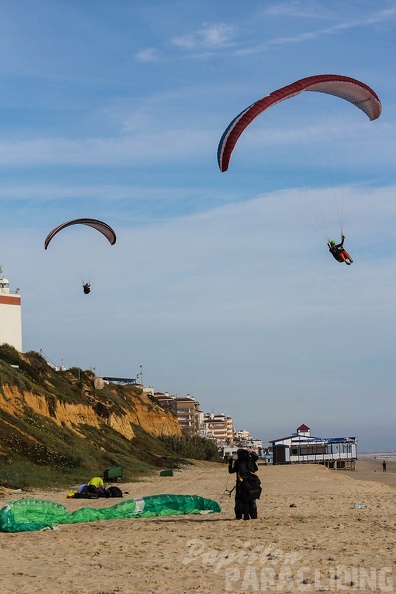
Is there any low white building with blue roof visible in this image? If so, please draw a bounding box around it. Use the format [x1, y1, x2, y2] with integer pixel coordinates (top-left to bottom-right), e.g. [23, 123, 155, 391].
[270, 424, 357, 469]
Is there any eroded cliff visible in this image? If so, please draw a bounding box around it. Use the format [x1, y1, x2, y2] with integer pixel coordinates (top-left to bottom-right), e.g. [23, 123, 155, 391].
[0, 346, 182, 480]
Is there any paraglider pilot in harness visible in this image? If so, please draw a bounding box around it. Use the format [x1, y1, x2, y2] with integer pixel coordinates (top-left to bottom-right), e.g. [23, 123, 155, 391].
[328, 234, 353, 265]
[83, 282, 91, 294]
[228, 449, 261, 520]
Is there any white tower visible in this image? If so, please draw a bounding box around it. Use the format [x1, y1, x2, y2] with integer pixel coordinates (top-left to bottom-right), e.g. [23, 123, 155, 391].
[0, 265, 22, 352]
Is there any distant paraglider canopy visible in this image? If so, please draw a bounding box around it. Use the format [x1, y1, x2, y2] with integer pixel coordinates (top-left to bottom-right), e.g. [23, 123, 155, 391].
[217, 74, 382, 172]
[44, 218, 117, 250]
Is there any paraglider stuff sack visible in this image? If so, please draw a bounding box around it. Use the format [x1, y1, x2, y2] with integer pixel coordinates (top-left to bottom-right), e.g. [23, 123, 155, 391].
[107, 486, 123, 498]
[247, 487, 262, 501]
[243, 474, 262, 500]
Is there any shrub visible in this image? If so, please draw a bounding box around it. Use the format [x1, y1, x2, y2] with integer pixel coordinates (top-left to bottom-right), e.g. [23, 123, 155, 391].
[159, 434, 221, 461]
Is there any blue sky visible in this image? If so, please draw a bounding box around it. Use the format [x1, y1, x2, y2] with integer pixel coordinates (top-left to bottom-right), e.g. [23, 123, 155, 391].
[1, 0, 396, 451]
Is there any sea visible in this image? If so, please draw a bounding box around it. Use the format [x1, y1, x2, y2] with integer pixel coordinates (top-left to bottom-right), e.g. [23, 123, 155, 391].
[358, 451, 396, 461]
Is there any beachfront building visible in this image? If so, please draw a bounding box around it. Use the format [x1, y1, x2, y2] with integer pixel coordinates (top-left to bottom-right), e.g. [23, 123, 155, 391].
[233, 429, 262, 451]
[0, 266, 22, 352]
[154, 392, 176, 412]
[221, 430, 263, 460]
[154, 393, 197, 433]
[103, 376, 138, 386]
[234, 429, 250, 441]
[154, 394, 237, 444]
[270, 424, 357, 468]
[154, 393, 202, 436]
[154, 393, 263, 454]
[201, 412, 234, 445]
[174, 395, 202, 436]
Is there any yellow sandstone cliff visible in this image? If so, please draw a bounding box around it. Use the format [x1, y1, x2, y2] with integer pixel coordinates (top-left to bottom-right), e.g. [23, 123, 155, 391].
[0, 349, 185, 478]
[0, 381, 181, 442]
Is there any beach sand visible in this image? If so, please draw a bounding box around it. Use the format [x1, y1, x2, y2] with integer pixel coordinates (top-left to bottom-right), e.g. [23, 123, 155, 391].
[0, 459, 395, 593]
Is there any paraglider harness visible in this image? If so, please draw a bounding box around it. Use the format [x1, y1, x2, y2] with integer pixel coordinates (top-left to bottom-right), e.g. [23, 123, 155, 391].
[83, 282, 91, 294]
[328, 234, 351, 263]
[237, 467, 262, 501]
[328, 243, 344, 262]
[227, 453, 262, 501]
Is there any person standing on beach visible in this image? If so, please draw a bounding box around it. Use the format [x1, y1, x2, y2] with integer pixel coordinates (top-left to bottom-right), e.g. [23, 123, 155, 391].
[382, 460, 387, 472]
[228, 449, 261, 520]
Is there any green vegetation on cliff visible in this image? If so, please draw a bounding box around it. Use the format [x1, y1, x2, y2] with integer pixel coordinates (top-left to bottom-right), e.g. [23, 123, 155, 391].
[0, 345, 220, 489]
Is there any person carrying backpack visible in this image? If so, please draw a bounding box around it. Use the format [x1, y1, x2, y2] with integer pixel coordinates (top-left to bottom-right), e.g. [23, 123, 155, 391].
[228, 449, 262, 520]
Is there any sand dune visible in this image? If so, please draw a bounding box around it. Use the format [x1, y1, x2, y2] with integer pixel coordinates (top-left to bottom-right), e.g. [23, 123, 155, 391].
[0, 459, 394, 593]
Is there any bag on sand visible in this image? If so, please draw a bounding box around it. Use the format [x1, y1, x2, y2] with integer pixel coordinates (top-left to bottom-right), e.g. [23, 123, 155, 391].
[107, 486, 123, 498]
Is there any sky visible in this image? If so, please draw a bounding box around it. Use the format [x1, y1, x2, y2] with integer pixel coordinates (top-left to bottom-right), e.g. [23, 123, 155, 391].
[0, 0, 395, 452]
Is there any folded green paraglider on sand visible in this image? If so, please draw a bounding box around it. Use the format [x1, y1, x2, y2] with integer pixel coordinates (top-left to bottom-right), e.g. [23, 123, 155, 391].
[0, 494, 221, 533]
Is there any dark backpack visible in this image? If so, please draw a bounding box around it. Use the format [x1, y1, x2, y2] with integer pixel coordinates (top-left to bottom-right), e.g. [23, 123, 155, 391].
[243, 473, 262, 501]
[107, 486, 123, 498]
[238, 461, 262, 501]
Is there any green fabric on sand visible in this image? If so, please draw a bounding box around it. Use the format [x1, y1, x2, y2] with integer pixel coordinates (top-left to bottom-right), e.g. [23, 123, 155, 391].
[0, 494, 221, 533]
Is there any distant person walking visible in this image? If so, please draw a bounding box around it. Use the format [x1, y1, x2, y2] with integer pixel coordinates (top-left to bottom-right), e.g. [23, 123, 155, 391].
[382, 460, 387, 472]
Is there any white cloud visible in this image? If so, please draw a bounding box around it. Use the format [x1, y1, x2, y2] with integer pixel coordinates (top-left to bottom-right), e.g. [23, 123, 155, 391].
[135, 47, 162, 63]
[0, 129, 215, 165]
[172, 23, 237, 50]
[262, 0, 332, 19]
[236, 5, 396, 56]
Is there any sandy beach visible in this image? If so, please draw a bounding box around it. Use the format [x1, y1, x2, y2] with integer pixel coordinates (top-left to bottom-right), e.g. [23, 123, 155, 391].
[0, 459, 395, 594]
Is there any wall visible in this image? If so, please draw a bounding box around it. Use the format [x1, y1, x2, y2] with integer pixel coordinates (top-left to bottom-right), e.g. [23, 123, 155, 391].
[0, 296, 22, 352]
